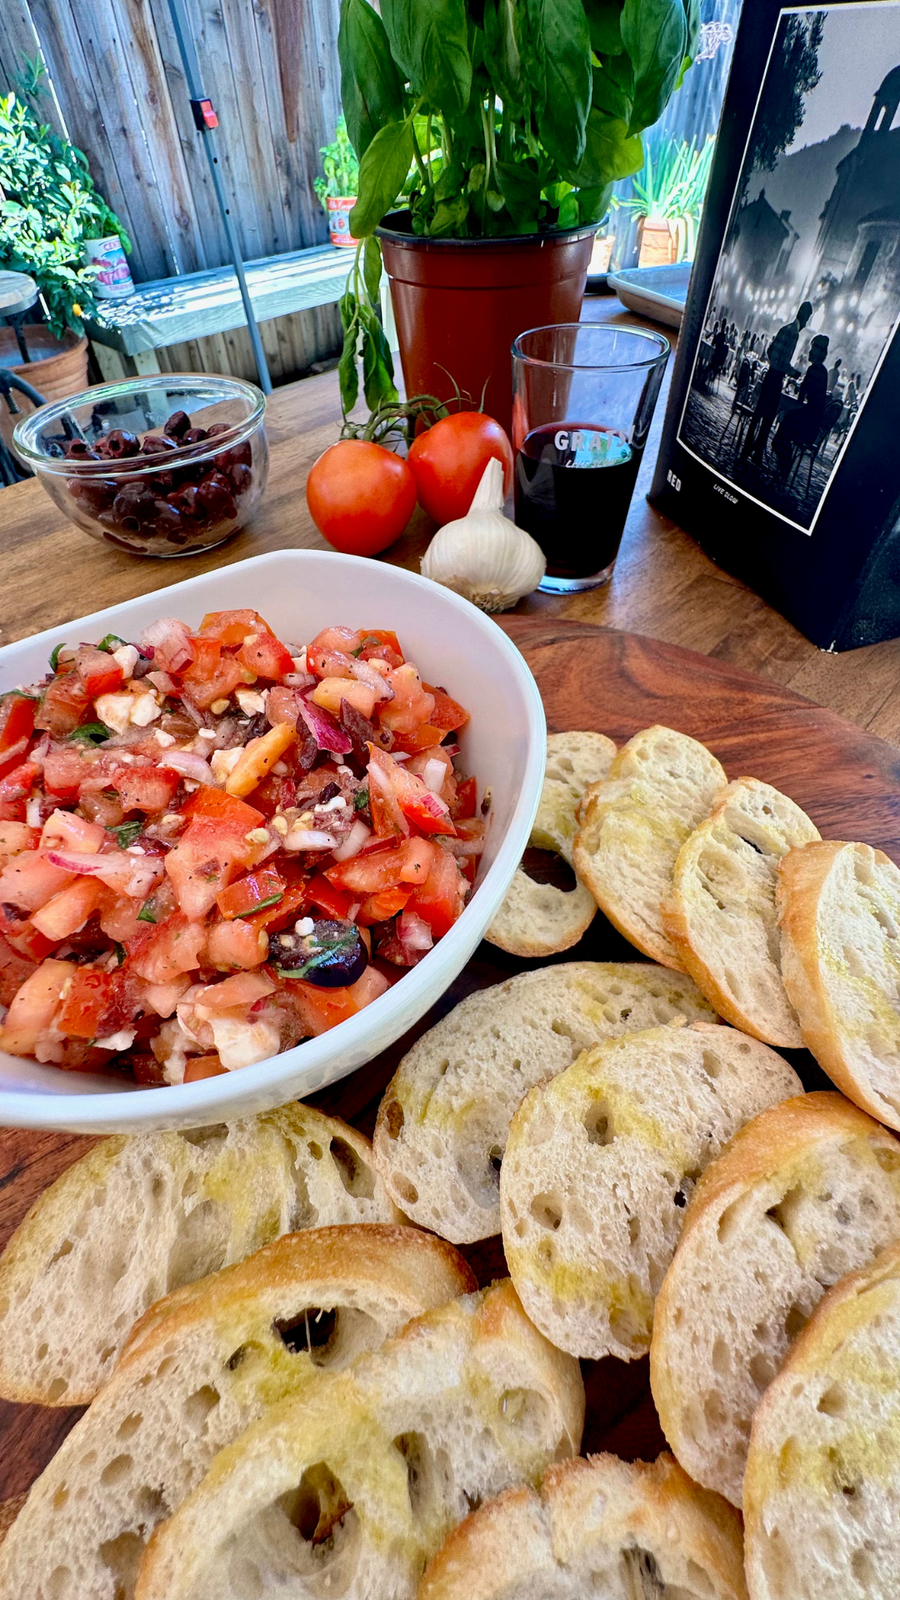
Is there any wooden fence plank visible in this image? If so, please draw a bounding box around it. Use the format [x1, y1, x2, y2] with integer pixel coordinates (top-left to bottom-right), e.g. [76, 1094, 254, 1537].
[183, 0, 268, 262]
[144, 0, 229, 267]
[0, 2, 67, 140]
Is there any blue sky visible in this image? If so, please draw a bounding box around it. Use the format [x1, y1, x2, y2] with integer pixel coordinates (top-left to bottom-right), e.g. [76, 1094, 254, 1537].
[787, 2, 900, 150]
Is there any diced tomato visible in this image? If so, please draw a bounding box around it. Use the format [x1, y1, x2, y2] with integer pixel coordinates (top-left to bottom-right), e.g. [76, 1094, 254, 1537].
[242, 875, 310, 934]
[357, 629, 404, 668]
[0, 695, 36, 778]
[390, 724, 445, 755]
[452, 776, 477, 819]
[367, 754, 410, 840]
[406, 847, 466, 940]
[307, 626, 362, 661]
[0, 935, 37, 1006]
[0, 903, 55, 962]
[306, 647, 356, 681]
[40, 810, 105, 855]
[0, 821, 37, 860]
[207, 917, 267, 970]
[357, 884, 410, 924]
[42, 745, 95, 800]
[74, 645, 124, 701]
[200, 609, 272, 647]
[35, 675, 90, 738]
[265, 685, 302, 731]
[31, 877, 107, 942]
[139, 974, 191, 1017]
[250, 772, 297, 817]
[236, 631, 294, 681]
[326, 840, 405, 895]
[367, 746, 454, 839]
[99, 891, 147, 943]
[184, 1054, 227, 1081]
[306, 873, 354, 920]
[398, 837, 437, 883]
[380, 664, 436, 734]
[0, 959, 75, 1056]
[165, 787, 267, 919]
[179, 637, 247, 709]
[181, 785, 266, 830]
[129, 912, 207, 983]
[216, 866, 285, 921]
[56, 969, 115, 1039]
[0, 760, 40, 821]
[112, 764, 179, 815]
[424, 685, 470, 732]
[0, 851, 75, 912]
[195, 970, 275, 1013]
[311, 677, 377, 720]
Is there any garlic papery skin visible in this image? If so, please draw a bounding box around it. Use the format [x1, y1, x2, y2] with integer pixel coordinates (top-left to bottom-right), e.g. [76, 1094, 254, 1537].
[420, 457, 546, 613]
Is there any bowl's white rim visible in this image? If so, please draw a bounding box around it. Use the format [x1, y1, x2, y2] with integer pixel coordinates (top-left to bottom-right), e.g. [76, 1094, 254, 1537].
[0, 549, 546, 1127]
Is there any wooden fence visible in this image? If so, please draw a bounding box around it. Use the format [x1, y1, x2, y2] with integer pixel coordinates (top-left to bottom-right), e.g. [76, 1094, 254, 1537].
[0, 0, 344, 383]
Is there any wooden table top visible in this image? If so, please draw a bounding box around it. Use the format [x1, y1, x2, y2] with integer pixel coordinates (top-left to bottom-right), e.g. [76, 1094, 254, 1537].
[4, 294, 900, 744]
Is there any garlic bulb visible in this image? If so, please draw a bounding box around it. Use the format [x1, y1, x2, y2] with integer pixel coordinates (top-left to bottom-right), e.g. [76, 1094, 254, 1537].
[420, 458, 546, 612]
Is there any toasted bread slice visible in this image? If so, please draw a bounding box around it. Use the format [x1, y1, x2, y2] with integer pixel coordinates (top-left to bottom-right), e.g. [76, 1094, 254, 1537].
[487, 732, 617, 958]
[373, 962, 717, 1244]
[778, 840, 900, 1130]
[0, 1103, 399, 1407]
[651, 1092, 900, 1506]
[744, 1237, 900, 1600]
[0, 1225, 473, 1600]
[418, 1452, 748, 1600]
[134, 1280, 584, 1600]
[663, 777, 820, 1047]
[574, 725, 727, 968]
[500, 1022, 802, 1361]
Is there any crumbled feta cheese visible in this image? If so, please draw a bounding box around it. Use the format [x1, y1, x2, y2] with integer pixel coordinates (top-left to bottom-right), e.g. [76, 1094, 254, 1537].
[210, 747, 242, 784]
[130, 691, 161, 727]
[112, 644, 140, 678]
[208, 1016, 281, 1072]
[154, 728, 176, 747]
[94, 1029, 137, 1052]
[25, 797, 42, 828]
[183, 779, 199, 792]
[94, 692, 133, 735]
[292, 651, 308, 674]
[271, 815, 289, 836]
[126, 845, 146, 855]
[236, 687, 267, 715]
[317, 794, 347, 814]
[194, 728, 217, 745]
[272, 761, 289, 776]
[210, 698, 231, 715]
[294, 917, 315, 936]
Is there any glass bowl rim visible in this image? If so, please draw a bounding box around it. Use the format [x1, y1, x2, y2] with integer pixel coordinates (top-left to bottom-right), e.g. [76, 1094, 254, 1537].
[12, 373, 266, 478]
[511, 322, 671, 373]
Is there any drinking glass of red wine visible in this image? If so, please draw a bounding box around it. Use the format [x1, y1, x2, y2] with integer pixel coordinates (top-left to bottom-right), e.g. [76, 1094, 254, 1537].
[511, 323, 670, 592]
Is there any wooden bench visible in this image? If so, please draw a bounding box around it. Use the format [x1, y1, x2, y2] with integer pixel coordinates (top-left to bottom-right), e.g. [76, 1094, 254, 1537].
[85, 244, 357, 377]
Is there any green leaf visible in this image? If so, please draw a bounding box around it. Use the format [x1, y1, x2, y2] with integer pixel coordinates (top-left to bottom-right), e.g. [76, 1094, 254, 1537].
[557, 191, 579, 227]
[113, 941, 126, 967]
[350, 119, 415, 236]
[380, 0, 473, 117]
[591, 55, 633, 123]
[495, 158, 543, 230]
[49, 642, 68, 671]
[98, 633, 126, 653]
[362, 313, 398, 409]
[354, 786, 369, 810]
[584, 0, 625, 55]
[67, 721, 111, 745]
[338, 0, 405, 158]
[621, 0, 687, 134]
[363, 235, 383, 305]
[338, 318, 360, 415]
[569, 111, 643, 185]
[428, 194, 470, 235]
[483, 0, 530, 118]
[522, 0, 592, 169]
[113, 819, 143, 848]
[137, 899, 157, 924]
[236, 892, 283, 918]
[577, 182, 613, 223]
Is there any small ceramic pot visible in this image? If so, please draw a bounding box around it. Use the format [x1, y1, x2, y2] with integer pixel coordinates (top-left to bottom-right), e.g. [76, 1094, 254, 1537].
[83, 234, 135, 299]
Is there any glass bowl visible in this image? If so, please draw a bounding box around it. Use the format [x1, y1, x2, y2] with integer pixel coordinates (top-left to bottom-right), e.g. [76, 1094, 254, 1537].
[13, 374, 268, 558]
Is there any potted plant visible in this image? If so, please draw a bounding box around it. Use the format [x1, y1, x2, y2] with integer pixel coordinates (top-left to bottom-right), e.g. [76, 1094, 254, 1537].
[315, 114, 361, 247]
[621, 133, 715, 266]
[337, 0, 701, 432]
[0, 66, 133, 399]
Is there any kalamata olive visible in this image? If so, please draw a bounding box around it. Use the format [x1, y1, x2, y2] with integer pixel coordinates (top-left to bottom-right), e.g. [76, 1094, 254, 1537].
[230, 461, 253, 496]
[167, 484, 202, 518]
[69, 478, 118, 512]
[131, 490, 163, 524]
[64, 438, 98, 461]
[140, 434, 177, 457]
[182, 426, 208, 445]
[165, 410, 191, 438]
[104, 429, 141, 458]
[268, 919, 368, 988]
[198, 472, 236, 519]
[206, 422, 231, 437]
[113, 485, 145, 520]
[151, 501, 182, 536]
[216, 439, 252, 471]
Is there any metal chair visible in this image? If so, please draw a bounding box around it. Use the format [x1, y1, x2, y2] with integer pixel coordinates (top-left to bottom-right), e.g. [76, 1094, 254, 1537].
[0, 370, 47, 487]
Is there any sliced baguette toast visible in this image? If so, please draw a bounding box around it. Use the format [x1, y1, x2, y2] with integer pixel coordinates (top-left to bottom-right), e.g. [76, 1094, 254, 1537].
[650, 1092, 900, 1506]
[486, 731, 616, 958]
[663, 777, 820, 1046]
[744, 1237, 900, 1600]
[778, 839, 900, 1129]
[0, 1224, 473, 1600]
[135, 1279, 585, 1600]
[500, 1022, 802, 1360]
[373, 962, 717, 1244]
[574, 725, 727, 968]
[418, 1452, 748, 1600]
[0, 1102, 399, 1407]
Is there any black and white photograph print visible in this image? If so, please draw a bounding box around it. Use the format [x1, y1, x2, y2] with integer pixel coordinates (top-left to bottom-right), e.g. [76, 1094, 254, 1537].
[678, 2, 900, 533]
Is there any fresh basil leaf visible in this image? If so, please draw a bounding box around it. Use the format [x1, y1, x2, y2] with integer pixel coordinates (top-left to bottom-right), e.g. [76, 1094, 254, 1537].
[591, 56, 633, 123]
[67, 722, 111, 745]
[495, 158, 543, 230]
[350, 119, 415, 236]
[380, 0, 472, 118]
[49, 643, 68, 672]
[114, 819, 143, 848]
[338, 316, 361, 416]
[236, 892, 283, 918]
[113, 941, 126, 967]
[577, 182, 613, 224]
[361, 314, 398, 410]
[522, 0, 591, 169]
[0, 687, 37, 703]
[569, 110, 643, 186]
[137, 900, 157, 924]
[363, 235, 384, 305]
[483, 0, 530, 118]
[584, 0, 625, 55]
[621, 0, 687, 135]
[428, 194, 470, 235]
[354, 787, 370, 810]
[338, 0, 405, 158]
[557, 190, 579, 228]
[98, 633, 126, 653]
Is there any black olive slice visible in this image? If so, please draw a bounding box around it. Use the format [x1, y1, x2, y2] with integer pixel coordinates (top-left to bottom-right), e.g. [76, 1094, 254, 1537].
[270, 919, 368, 988]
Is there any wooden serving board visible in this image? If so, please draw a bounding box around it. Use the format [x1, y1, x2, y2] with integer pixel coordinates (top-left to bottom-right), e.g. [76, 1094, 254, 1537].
[2, 617, 899, 1515]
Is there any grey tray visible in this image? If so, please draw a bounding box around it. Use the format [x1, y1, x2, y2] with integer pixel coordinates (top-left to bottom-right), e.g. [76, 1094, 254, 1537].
[606, 263, 692, 329]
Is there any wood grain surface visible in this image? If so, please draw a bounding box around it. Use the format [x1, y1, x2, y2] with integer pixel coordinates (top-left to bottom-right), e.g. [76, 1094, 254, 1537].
[1, 615, 898, 1517]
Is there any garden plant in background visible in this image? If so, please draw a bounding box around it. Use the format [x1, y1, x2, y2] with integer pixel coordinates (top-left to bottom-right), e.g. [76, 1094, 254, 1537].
[620, 130, 716, 264]
[336, 0, 701, 420]
[314, 113, 361, 247]
[0, 59, 131, 339]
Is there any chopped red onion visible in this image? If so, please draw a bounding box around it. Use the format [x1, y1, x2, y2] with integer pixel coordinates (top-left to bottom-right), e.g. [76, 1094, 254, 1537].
[297, 695, 352, 755]
[284, 671, 317, 690]
[159, 749, 217, 786]
[139, 617, 194, 673]
[331, 818, 371, 861]
[283, 828, 339, 851]
[422, 758, 447, 795]
[46, 849, 164, 897]
[399, 909, 434, 951]
[350, 658, 394, 699]
[147, 670, 177, 694]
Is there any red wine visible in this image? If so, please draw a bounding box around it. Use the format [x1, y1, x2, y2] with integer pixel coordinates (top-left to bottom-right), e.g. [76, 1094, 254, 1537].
[514, 423, 642, 578]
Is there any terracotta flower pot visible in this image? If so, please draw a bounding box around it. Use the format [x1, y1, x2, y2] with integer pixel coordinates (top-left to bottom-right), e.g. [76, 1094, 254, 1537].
[637, 220, 678, 268]
[0, 326, 90, 455]
[378, 214, 597, 437]
[326, 196, 357, 247]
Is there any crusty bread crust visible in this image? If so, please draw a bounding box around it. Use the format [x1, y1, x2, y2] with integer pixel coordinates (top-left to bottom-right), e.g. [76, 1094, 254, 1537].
[744, 1237, 900, 1600]
[663, 777, 820, 1047]
[0, 1224, 473, 1600]
[0, 1102, 400, 1406]
[778, 840, 900, 1129]
[651, 1092, 900, 1506]
[418, 1451, 748, 1600]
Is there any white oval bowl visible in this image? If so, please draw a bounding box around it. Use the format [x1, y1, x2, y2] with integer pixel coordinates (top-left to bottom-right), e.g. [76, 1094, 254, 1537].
[0, 550, 545, 1133]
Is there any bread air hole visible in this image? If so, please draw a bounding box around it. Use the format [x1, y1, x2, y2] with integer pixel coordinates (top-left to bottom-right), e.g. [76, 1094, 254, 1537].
[393, 1431, 440, 1517]
[817, 1382, 848, 1417]
[329, 1136, 375, 1200]
[273, 1306, 380, 1369]
[281, 1461, 357, 1559]
[852, 1546, 877, 1587]
[179, 1124, 228, 1149]
[584, 1102, 614, 1146]
[99, 1530, 145, 1600]
[394, 1175, 419, 1206]
[498, 1386, 550, 1441]
[530, 1193, 563, 1230]
[521, 845, 577, 892]
[620, 1544, 666, 1598]
[166, 1198, 230, 1292]
[384, 1100, 405, 1139]
[184, 1384, 220, 1429]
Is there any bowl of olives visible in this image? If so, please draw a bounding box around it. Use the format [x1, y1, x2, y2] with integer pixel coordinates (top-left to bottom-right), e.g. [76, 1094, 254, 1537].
[13, 374, 267, 557]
